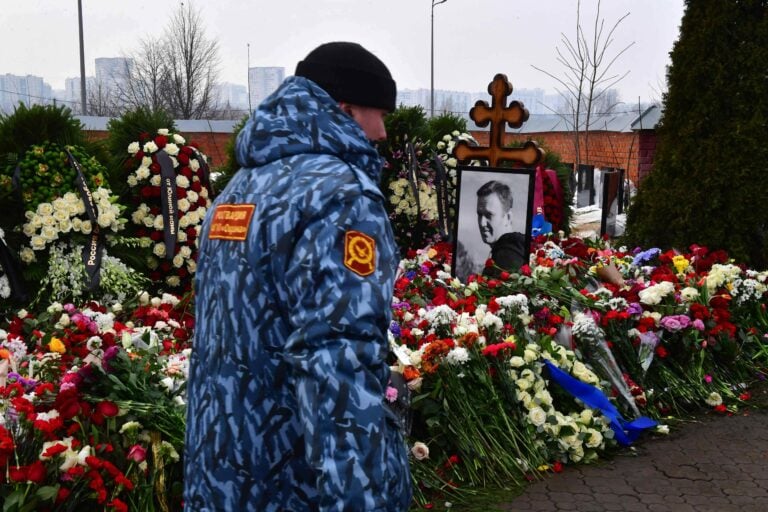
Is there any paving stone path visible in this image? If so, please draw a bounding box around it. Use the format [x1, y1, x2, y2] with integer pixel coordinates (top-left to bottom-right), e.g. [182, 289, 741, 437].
[497, 409, 768, 511]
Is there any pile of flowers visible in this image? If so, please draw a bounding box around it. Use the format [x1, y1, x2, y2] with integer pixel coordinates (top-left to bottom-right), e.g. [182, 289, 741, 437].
[1, 234, 767, 509]
[0, 294, 192, 511]
[124, 129, 213, 292]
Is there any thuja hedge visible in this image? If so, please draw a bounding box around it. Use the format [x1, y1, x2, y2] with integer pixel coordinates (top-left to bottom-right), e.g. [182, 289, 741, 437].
[624, 0, 768, 268]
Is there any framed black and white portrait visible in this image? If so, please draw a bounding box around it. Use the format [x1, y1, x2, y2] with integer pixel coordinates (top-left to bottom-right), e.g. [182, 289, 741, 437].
[452, 166, 535, 282]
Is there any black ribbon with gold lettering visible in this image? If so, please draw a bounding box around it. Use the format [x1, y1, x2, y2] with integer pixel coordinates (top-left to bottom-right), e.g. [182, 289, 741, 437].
[432, 151, 451, 241]
[405, 142, 424, 246]
[66, 148, 103, 290]
[0, 235, 28, 302]
[156, 150, 178, 259]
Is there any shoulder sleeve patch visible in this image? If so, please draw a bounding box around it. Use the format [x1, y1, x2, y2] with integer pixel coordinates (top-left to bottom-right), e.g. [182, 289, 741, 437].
[344, 230, 376, 277]
[208, 204, 256, 241]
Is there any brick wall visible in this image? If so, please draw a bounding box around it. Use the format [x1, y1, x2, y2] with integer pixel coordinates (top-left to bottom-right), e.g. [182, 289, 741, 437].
[85, 125, 649, 184]
[470, 130, 642, 184]
[637, 130, 657, 183]
[85, 129, 234, 169]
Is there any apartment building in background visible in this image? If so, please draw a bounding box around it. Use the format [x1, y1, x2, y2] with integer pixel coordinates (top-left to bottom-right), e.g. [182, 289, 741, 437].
[248, 67, 285, 109]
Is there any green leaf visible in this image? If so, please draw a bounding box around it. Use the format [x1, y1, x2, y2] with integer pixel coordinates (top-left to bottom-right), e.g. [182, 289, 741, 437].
[35, 485, 59, 502]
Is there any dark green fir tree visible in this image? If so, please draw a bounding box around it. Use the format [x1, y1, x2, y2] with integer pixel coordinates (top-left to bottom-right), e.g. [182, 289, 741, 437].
[624, 1, 768, 268]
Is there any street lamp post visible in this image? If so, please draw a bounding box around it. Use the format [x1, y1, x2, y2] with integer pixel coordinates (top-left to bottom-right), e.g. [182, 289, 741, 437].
[430, 0, 447, 118]
[77, 0, 87, 115]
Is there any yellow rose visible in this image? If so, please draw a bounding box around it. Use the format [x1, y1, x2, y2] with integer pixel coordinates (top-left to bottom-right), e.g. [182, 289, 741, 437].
[48, 337, 66, 354]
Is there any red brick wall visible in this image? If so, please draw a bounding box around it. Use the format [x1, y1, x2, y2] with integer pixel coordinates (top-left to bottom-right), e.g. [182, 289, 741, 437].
[85, 130, 233, 169]
[637, 130, 657, 183]
[470, 130, 642, 184]
[86, 125, 650, 184]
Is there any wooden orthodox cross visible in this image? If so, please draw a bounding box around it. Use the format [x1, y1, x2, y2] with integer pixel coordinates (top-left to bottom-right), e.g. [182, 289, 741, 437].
[454, 73, 543, 167]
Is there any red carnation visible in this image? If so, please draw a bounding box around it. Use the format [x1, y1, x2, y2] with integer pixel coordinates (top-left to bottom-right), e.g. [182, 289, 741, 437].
[96, 400, 119, 417]
[109, 498, 129, 512]
[26, 460, 47, 484]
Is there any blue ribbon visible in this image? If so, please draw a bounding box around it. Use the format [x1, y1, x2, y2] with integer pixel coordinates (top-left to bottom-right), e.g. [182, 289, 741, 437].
[543, 360, 657, 446]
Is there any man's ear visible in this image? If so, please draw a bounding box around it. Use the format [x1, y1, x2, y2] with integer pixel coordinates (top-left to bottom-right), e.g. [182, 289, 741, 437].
[339, 102, 354, 116]
[504, 208, 515, 223]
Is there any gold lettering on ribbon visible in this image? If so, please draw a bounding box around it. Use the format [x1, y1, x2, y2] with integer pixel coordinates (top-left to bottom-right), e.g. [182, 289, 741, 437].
[165, 177, 176, 235]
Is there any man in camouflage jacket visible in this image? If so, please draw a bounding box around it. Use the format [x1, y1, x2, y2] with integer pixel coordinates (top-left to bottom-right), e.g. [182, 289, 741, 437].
[184, 42, 412, 511]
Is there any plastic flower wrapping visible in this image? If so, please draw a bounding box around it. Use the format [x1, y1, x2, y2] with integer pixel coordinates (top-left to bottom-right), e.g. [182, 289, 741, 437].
[124, 128, 213, 292]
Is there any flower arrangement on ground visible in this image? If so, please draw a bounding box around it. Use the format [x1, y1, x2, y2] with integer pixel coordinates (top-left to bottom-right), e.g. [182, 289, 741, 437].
[1, 233, 767, 509]
[0, 293, 192, 511]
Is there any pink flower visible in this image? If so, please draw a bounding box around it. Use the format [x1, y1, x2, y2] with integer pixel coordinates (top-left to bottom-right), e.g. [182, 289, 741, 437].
[693, 319, 705, 331]
[704, 374, 713, 383]
[127, 444, 147, 463]
[659, 314, 691, 332]
[385, 386, 398, 403]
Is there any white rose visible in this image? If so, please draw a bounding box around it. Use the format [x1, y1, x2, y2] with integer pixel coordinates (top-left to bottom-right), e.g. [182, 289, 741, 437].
[132, 210, 146, 224]
[20, 247, 36, 263]
[127, 142, 140, 155]
[30, 235, 47, 250]
[40, 226, 58, 241]
[410, 442, 429, 460]
[157, 128, 170, 136]
[580, 409, 594, 424]
[127, 175, 138, 187]
[153, 216, 164, 230]
[527, 407, 547, 427]
[166, 275, 181, 287]
[136, 167, 150, 180]
[150, 175, 162, 187]
[164, 143, 180, 156]
[143, 141, 159, 153]
[37, 203, 53, 216]
[509, 356, 525, 368]
[153, 243, 167, 258]
[172, 254, 185, 268]
[97, 212, 115, 228]
[178, 198, 191, 212]
[80, 220, 92, 234]
[585, 429, 604, 448]
[173, 134, 186, 145]
[142, 156, 153, 167]
[523, 349, 537, 363]
[176, 175, 190, 188]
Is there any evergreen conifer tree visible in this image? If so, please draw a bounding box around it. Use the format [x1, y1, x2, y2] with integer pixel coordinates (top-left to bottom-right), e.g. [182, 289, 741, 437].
[624, 1, 768, 267]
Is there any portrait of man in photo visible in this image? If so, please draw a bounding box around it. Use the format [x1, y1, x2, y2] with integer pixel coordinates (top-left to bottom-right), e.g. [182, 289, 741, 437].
[453, 168, 534, 282]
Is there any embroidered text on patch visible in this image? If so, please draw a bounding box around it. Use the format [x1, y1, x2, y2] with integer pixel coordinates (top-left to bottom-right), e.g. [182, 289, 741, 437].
[344, 230, 376, 276]
[208, 204, 256, 241]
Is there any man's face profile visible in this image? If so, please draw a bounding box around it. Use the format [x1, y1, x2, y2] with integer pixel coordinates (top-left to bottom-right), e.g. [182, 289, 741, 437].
[477, 192, 513, 245]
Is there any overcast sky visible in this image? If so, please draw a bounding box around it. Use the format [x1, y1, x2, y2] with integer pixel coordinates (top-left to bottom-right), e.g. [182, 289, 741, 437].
[1, 0, 684, 104]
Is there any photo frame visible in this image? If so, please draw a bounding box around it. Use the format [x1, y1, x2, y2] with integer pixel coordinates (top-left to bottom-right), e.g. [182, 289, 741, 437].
[452, 166, 535, 282]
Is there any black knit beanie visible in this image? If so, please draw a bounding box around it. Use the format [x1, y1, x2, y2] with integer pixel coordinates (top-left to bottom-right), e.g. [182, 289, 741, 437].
[295, 42, 397, 112]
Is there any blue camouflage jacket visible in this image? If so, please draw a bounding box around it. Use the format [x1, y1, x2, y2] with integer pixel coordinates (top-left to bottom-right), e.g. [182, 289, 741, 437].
[184, 76, 412, 512]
